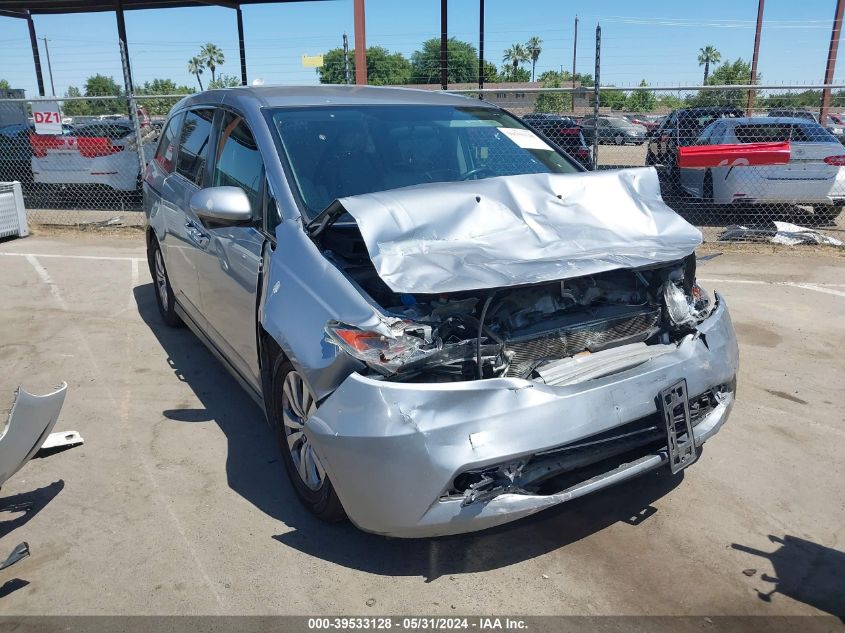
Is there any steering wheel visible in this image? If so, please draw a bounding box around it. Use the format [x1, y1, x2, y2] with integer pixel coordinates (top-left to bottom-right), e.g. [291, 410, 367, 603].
[460, 166, 493, 181]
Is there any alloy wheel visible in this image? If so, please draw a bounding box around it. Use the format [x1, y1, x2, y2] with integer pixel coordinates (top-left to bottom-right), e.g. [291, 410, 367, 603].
[154, 248, 168, 308]
[281, 370, 326, 491]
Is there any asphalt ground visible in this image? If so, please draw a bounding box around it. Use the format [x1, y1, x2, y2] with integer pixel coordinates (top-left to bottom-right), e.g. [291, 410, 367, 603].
[0, 232, 843, 618]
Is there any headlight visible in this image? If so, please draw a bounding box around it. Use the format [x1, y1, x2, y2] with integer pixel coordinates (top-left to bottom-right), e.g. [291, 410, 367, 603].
[325, 320, 440, 375]
[662, 281, 713, 327]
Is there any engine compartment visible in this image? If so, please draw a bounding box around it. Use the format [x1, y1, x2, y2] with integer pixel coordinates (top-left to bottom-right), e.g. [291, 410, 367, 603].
[319, 225, 712, 383]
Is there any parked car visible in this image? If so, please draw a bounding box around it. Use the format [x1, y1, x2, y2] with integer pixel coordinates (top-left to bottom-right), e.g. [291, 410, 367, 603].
[679, 116, 845, 221]
[625, 114, 661, 133]
[30, 119, 155, 195]
[646, 106, 744, 170]
[580, 115, 647, 145]
[767, 108, 816, 121]
[144, 86, 738, 537]
[0, 122, 73, 185]
[521, 113, 593, 168]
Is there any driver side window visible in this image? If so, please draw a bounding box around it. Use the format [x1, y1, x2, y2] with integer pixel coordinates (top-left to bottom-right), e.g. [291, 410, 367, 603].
[213, 111, 265, 219]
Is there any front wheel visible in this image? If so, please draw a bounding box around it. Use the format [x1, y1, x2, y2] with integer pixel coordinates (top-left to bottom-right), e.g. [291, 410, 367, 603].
[614, 134, 625, 145]
[270, 357, 346, 522]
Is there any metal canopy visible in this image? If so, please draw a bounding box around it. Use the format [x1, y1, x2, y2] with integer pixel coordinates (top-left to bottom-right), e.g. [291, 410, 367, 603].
[0, 0, 330, 15]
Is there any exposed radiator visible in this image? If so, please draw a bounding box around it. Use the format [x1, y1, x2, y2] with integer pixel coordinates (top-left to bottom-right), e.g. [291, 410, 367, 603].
[506, 307, 662, 378]
[0, 182, 28, 238]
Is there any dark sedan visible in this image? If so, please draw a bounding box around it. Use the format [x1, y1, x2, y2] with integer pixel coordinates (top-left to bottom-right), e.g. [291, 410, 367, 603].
[579, 116, 647, 146]
[521, 113, 593, 168]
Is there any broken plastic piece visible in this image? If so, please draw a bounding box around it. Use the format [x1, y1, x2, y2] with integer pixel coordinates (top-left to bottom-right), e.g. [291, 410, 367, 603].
[36, 430, 84, 458]
[0, 542, 30, 571]
[0, 383, 68, 487]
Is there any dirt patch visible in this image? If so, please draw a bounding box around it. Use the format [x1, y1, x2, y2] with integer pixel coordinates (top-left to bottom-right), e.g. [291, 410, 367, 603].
[28, 224, 145, 240]
[733, 322, 783, 348]
[765, 389, 809, 405]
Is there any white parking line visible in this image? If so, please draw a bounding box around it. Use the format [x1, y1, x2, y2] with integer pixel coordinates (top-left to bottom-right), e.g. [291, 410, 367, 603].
[1, 251, 145, 262]
[701, 277, 845, 299]
[25, 254, 69, 311]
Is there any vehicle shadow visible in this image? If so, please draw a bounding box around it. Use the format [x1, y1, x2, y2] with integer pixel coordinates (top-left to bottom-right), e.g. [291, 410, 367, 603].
[135, 282, 683, 582]
[0, 480, 64, 540]
[732, 535, 845, 621]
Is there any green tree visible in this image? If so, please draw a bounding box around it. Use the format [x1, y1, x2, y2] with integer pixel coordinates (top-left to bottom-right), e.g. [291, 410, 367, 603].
[525, 36, 542, 81]
[200, 43, 225, 83]
[600, 88, 627, 111]
[656, 93, 685, 110]
[188, 56, 205, 91]
[208, 74, 242, 89]
[627, 80, 656, 112]
[411, 38, 485, 84]
[61, 85, 90, 116]
[0, 79, 10, 90]
[84, 74, 123, 115]
[502, 43, 529, 81]
[136, 78, 194, 115]
[319, 46, 412, 85]
[689, 58, 754, 107]
[697, 45, 721, 83]
[534, 70, 594, 113]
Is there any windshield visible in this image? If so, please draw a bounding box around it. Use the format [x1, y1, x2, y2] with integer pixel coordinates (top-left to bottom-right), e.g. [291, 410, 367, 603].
[734, 122, 839, 144]
[608, 117, 639, 129]
[269, 104, 579, 216]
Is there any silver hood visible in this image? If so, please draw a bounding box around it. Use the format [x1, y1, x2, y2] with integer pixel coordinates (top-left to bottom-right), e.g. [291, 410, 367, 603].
[337, 167, 702, 294]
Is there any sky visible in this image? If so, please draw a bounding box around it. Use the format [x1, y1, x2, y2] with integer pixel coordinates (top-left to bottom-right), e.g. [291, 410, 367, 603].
[0, 0, 842, 98]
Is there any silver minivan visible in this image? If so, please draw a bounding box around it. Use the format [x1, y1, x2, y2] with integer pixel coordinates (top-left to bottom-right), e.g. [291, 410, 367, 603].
[143, 86, 738, 538]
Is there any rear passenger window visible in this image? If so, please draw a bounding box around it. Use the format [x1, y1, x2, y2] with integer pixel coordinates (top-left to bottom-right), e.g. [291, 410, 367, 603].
[153, 113, 182, 174]
[213, 111, 264, 213]
[176, 109, 214, 186]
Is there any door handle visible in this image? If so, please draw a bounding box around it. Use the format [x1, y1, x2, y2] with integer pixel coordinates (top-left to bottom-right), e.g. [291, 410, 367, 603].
[185, 220, 210, 249]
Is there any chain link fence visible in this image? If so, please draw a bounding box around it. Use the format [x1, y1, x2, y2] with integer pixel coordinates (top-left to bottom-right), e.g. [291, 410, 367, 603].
[1, 86, 844, 244]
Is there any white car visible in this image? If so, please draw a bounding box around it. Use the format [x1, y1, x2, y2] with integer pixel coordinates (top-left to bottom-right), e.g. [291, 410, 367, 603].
[680, 116, 845, 219]
[31, 120, 155, 193]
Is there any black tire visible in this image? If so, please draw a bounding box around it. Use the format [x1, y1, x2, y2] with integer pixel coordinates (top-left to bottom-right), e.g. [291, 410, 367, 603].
[645, 151, 656, 166]
[270, 356, 346, 522]
[811, 206, 843, 226]
[148, 238, 182, 327]
[703, 170, 714, 203]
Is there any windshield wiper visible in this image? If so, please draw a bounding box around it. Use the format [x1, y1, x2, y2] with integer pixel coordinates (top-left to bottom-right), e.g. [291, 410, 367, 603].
[305, 199, 346, 238]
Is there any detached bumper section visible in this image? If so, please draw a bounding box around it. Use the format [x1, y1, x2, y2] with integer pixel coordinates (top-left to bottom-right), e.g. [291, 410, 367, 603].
[306, 296, 738, 538]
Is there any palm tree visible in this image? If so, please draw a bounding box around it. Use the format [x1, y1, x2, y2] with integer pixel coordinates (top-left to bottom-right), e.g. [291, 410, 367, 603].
[698, 45, 721, 83]
[187, 56, 205, 91]
[502, 43, 529, 80]
[200, 43, 225, 83]
[526, 36, 542, 81]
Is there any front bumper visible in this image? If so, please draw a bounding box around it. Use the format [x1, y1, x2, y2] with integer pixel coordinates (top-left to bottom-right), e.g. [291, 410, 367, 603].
[306, 295, 739, 538]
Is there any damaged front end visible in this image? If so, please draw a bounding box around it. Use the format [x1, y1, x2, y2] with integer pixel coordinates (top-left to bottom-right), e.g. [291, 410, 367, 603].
[285, 169, 738, 537]
[321, 254, 714, 385]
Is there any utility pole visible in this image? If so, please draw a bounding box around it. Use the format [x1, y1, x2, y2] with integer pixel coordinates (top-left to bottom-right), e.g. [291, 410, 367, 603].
[572, 15, 578, 90]
[478, 0, 485, 96]
[746, 0, 764, 115]
[821, 0, 845, 124]
[353, 0, 367, 85]
[40, 37, 56, 96]
[440, 0, 448, 90]
[593, 24, 601, 170]
[343, 33, 351, 84]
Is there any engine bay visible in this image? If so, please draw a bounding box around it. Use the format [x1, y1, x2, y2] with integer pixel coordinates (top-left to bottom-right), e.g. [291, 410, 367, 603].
[319, 225, 713, 383]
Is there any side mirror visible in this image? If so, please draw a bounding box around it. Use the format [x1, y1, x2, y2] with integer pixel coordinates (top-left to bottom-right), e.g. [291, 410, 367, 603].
[190, 186, 253, 224]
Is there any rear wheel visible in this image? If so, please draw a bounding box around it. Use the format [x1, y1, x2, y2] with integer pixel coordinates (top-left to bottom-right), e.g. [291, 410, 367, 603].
[148, 238, 182, 327]
[614, 133, 625, 145]
[270, 356, 345, 522]
[703, 170, 714, 203]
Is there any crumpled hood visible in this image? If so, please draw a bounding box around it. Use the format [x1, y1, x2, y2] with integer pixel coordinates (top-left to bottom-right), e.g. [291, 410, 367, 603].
[337, 167, 702, 294]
